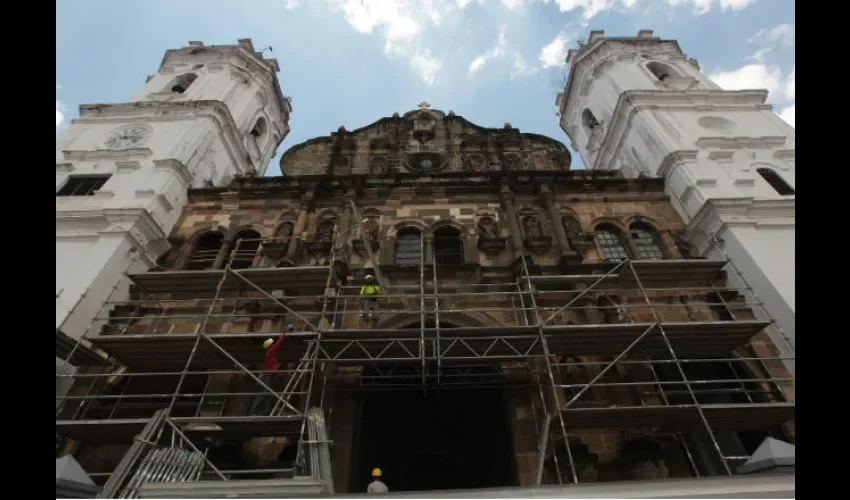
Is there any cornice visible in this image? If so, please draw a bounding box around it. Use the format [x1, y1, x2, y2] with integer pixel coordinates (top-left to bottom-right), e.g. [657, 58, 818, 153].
[56, 208, 170, 260]
[686, 197, 796, 240]
[72, 101, 252, 175]
[153, 158, 193, 186]
[593, 90, 772, 171]
[657, 150, 699, 179]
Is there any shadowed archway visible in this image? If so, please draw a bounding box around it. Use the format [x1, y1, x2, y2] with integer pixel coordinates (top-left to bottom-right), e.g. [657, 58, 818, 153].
[348, 321, 519, 493]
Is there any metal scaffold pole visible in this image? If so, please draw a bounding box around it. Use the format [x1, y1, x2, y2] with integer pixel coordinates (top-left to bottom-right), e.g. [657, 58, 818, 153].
[519, 256, 578, 485]
[624, 259, 733, 476]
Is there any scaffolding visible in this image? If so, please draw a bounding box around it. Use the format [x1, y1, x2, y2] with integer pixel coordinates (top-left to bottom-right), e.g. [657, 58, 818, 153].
[56, 226, 795, 494]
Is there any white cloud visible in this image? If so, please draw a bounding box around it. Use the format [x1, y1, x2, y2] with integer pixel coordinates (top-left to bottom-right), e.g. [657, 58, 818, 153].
[56, 84, 66, 128]
[502, 0, 527, 7]
[708, 64, 783, 96]
[468, 25, 507, 75]
[749, 23, 795, 46]
[539, 34, 569, 68]
[666, 0, 756, 14]
[511, 52, 539, 79]
[746, 47, 771, 64]
[326, 0, 423, 54]
[784, 66, 794, 101]
[284, 0, 300, 8]
[778, 104, 794, 128]
[410, 50, 441, 85]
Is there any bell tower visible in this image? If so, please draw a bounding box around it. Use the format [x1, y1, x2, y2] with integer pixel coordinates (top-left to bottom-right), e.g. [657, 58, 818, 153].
[557, 30, 796, 375]
[55, 39, 291, 396]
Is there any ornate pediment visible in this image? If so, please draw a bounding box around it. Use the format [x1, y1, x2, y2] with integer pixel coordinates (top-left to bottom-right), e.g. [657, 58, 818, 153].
[279, 106, 572, 176]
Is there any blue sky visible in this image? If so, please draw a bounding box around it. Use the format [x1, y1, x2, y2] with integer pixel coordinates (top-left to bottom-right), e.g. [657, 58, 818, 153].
[56, 0, 795, 175]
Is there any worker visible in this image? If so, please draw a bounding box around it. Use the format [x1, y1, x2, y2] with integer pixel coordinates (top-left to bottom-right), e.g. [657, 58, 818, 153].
[359, 274, 382, 329]
[367, 467, 388, 494]
[248, 324, 294, 416]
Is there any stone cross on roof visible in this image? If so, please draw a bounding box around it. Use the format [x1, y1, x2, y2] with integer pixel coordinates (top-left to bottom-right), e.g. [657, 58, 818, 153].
[417, 101, 431, 109]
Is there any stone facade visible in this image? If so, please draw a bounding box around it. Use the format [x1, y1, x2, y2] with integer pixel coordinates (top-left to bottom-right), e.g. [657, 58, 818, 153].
[61, 107, 795, 492]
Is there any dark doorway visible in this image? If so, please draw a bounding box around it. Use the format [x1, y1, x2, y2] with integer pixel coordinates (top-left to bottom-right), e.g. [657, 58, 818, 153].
[349, 388, 518, 493]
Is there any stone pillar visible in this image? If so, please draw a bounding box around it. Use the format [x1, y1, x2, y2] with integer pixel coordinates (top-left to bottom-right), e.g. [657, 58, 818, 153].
[173, 240, 195, 270]
[286, 191, 315, 263]
[336, 188, 356, 253]
[499, 184, 525, 257]
[423, 233, 434, 266]
[538, 184, 580, 263]
[212, 242, 230, 269]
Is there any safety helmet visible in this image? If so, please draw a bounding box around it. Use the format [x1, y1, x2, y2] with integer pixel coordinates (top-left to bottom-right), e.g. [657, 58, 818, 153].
[365, 274, 374, 280]
[371, 468, 382, 477]
[263, 338, 274, 349]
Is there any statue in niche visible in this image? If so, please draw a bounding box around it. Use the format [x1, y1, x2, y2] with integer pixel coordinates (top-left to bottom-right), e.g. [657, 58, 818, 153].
[363, 216, 380, 243]
[465, 154, 487, 172]
[562, 216, 582, 240]
[523, 215, 543, 238]
[317, 221, 334, 242]
[477, 216, 499, 238]
[476, 215, 507, 254]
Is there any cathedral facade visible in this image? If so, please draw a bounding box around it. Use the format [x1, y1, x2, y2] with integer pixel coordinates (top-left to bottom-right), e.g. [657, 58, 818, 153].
[56, 39, 795, 496]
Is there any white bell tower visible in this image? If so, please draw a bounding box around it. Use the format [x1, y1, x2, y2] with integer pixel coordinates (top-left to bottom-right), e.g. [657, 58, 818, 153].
[56, 39, 291, 398]
[557, 30, 796, 374]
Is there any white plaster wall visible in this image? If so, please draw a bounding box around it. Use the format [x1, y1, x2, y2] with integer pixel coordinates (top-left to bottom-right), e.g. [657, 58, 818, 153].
[559, 34, 796, 376]
[704, 226, 796, 376]
[56, 41, 290, 407]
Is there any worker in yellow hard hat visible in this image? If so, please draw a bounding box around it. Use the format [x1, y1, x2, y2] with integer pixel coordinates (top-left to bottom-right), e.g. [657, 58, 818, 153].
[359, 274, 382, 329]
[367, 467, 388, 494]
[249, 324, 294, 416]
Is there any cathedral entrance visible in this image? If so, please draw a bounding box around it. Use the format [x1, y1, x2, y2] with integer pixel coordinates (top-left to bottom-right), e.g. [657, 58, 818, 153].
[348, 322, 518, 493]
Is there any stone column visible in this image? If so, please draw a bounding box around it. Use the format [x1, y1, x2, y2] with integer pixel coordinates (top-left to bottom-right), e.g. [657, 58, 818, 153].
[173, 240, 195, 270]
[336, 188, 356, 253]
[499, 184, 525, 257]
[286, 191, 315, 263]
[538, 184, 579, 262]
[212, 242, 230, 269]
[423, 233, 435, 266]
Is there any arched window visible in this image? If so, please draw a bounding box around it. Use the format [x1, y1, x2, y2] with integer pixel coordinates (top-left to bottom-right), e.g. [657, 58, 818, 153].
[168, 73, 198, 94]
[250, 117, 268, 140]
[395, 228, 422, 266]
[434, 226, 463, 267]
[230, 229, 262, 270]
[188, 231, 225, 270]
[581, 109, 599, 134]
[630, 223, 665, 260]
[757, 168, 795, 195]
[595, 224, 630, 262]
[646, 61, 676, 82]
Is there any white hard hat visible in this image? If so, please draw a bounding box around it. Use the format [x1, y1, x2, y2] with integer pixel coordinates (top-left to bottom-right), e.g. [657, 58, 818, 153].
[366, 274, 374, 279]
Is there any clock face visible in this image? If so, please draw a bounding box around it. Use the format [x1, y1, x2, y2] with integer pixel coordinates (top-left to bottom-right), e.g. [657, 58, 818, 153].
[104, 126, 149, 149]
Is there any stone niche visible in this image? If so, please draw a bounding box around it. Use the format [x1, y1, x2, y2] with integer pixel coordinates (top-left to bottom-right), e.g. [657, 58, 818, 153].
[475, 210, 507, 255]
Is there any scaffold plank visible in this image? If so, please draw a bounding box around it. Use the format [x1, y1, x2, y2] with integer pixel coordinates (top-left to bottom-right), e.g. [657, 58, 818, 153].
[128, 267, 330, 295]
[530, 259, 727, 288]
[543, 320, 770, 357]
[560, 402, 794, 431]
[56, 415, 303, 443]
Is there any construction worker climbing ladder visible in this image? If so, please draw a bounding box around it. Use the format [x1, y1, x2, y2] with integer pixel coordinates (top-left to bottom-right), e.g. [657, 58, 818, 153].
[248, 324, 294, 416]
[360, 274, 382, 329]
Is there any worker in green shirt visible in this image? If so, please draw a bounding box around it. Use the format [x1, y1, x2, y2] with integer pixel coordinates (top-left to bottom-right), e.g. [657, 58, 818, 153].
[359, 274, 382, 329]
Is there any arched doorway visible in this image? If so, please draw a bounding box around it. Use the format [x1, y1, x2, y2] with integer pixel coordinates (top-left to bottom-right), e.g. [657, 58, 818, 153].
[348, 321, 519, 493]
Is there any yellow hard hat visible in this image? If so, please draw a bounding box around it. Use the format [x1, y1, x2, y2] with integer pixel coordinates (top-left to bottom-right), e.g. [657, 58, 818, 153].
[371, 468, 382, 477]
[263, 338, 274, 349]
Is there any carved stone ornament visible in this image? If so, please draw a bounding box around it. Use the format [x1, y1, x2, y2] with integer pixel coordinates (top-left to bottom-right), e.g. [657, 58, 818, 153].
[522, 215, 553, 254]
[411, 111, 437, 143]
[465, 154, 488, 172]
[562, 215, 594, 252]
[503, 153, 523, 171]
[353, 213, 381, 255]
[370, 156, 388, 176]
[476, 216, 507, 254]
[403, 152, 447, 174]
